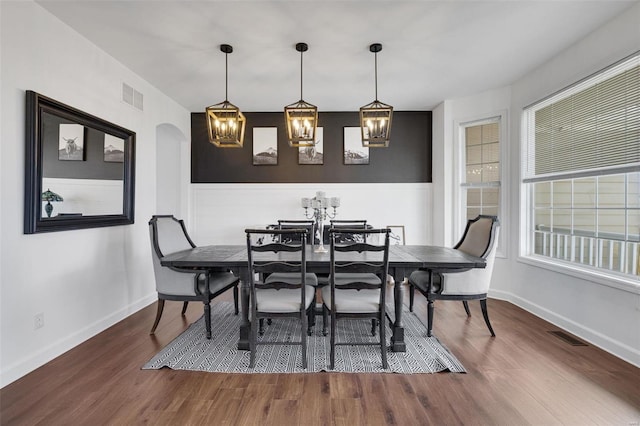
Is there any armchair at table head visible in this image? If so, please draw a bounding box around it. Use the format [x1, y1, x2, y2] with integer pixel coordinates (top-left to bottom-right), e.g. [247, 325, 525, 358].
[277, 220, 315, 245]
[148, 215, 239, 339]
[408, 215, 500, 337]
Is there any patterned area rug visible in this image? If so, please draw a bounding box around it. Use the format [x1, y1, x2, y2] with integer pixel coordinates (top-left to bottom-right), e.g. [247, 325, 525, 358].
[143, 302, 465, 374]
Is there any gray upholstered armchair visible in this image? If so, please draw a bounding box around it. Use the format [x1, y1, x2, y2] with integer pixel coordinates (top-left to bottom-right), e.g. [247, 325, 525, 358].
[408, 215, 500, 337]
[149, 215, 239, 339]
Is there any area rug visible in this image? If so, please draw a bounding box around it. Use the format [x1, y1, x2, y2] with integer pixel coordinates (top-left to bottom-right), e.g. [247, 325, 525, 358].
[143, 302, 465, 374]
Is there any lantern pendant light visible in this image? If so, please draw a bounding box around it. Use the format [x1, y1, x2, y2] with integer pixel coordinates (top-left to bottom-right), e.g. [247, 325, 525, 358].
[205, 44, 246, 148]
[284, 42, 318, 148]
[360, 43, 393, 148]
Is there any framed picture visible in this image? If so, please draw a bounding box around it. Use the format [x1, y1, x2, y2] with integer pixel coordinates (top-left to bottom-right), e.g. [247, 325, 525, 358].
[387, 225, 405, 245]
[58, 123, 85, 161]
[343, 127, 369, 165]
[298, 127, 323, 165]
[253, 127, 278, 165]
[104, 134, 125, 162]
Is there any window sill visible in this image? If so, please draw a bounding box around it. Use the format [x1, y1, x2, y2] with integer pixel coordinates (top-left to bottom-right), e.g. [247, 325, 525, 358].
[517, 254, 640, 295]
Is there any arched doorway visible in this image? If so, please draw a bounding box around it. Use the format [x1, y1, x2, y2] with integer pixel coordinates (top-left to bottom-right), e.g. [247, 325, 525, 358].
[155, 123, 187, 217]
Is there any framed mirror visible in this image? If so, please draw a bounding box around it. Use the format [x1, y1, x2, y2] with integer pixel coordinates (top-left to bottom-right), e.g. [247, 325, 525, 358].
[24, 90, 136, 234]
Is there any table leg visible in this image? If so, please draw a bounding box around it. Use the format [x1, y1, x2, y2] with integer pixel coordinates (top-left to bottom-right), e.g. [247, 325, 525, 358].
[234, 267, 251, 350]
[390, 267, 406, 352]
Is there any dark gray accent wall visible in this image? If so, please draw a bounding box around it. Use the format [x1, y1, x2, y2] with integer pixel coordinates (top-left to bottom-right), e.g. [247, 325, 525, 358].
[191, 111, 431, 183]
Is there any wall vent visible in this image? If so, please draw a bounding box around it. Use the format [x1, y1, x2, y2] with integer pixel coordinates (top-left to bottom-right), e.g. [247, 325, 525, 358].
[548, 330, 588, 346]
[122, 82, 144, 111]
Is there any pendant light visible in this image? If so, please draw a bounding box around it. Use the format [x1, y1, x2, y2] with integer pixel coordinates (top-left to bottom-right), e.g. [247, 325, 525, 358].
[284, 42, 318, 148]
[360, 43, 393, 147]
[205, 44, 246, 148]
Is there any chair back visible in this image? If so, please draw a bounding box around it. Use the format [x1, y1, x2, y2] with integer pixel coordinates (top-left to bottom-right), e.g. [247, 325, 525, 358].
[330, 219, 368, 243]
[454, 215, 498, 258]
[148, 215, 198, 296]
[277, 220, 315, 245]
[245, 228, 309, 299]
[443, 216, 500, 295]
[329, 228, 390, 290]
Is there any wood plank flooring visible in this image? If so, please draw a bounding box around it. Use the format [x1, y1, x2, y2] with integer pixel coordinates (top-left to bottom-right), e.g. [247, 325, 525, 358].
[2, 289, 639, 425]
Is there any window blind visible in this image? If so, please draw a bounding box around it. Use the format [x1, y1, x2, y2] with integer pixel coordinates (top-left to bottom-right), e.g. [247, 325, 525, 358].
[523, 53, 640, 183]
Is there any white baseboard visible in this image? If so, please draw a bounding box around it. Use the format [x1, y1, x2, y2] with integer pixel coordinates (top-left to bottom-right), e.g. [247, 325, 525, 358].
[0, 293, 157, 388]
[489, 289, 640, 368]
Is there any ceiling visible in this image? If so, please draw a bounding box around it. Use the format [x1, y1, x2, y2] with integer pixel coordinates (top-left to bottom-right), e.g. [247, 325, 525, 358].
[36, 0, 636, 112]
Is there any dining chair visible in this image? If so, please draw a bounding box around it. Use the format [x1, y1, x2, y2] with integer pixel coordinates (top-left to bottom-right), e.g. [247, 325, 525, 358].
[245, 228, 316, 368]
[322, 227, 391, 369]
[408, 215, 500, 337]
[148, 215, 239, 339]
[277, 219, 315, 244]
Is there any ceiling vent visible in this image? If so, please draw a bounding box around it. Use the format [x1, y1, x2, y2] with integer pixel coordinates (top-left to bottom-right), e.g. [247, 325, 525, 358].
[122, 82, 144, 111]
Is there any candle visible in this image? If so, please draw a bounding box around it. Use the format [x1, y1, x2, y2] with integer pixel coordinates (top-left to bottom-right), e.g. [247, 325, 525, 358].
[330, 197, 340, 208]
[320, 198, 328, 208]
[316, 191, 325, 200]
[301, 197, 311, 208]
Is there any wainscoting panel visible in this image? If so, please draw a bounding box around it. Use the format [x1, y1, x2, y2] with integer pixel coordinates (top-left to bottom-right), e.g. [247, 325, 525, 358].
[189, 183, 432, 245]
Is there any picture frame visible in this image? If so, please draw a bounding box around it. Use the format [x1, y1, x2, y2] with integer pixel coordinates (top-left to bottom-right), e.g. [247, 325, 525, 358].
[104, 134, 125, 162]
[387, 225, 405, 245]
[252, 127, 278, 165]
[298, 127, 323, 165]
[58, 123, 85, 161]
[343, 127, 369, 165]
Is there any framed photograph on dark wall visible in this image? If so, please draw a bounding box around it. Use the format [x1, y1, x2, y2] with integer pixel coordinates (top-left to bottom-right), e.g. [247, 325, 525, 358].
[298, 127, 323, 165]
[252, 127, 278, 165]
[104, 134, 125, 162]
[343, 127, 369, 165]
[58, 124, 85, 161]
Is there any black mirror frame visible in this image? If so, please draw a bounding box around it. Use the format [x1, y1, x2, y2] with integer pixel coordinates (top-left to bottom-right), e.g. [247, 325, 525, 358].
[24, 90, 136, 234]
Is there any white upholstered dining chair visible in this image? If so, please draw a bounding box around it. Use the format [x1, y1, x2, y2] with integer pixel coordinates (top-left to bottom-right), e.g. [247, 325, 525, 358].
[408, 215, 500, 337]
[148, 215, 239, 339]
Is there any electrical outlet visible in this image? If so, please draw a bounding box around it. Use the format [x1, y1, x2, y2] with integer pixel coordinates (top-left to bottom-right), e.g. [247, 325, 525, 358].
[34, 313, 44, 330]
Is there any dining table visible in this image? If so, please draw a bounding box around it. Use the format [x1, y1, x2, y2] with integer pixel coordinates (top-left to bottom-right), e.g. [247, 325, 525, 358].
[161, 244, 486, 352]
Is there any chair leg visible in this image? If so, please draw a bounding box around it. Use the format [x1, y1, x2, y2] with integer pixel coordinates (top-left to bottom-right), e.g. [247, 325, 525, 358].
[480, 299, 496, 337]
[322, 305, 329, 336]
[181, 301, 189, 315]
[409, 285, 415, 312]
[371, 319, 377, 336]
[204, 302, 212, 339]
[301, 311, 308, 369]
[233, 285, 239, 315]
[307, 296, 316, 336]
[149, 299, 165, 335]
[250, 313, 257, 368]
[330, 310, 336, 370]
[259, 318, 265, 336]
[380, 312, 388, 369]
[427, 299, 434, 337]
[462, 300, 471, 317]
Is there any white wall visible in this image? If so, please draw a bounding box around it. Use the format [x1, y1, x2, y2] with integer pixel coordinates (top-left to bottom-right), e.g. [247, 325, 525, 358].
[0, 1, 191, 386]
[188, 183, 432, 246]
[433, 3, 640, 366]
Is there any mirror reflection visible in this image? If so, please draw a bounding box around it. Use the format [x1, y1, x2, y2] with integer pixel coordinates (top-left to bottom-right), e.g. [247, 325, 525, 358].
[24, 90, 135, 234]
[40, 110, 125, 218]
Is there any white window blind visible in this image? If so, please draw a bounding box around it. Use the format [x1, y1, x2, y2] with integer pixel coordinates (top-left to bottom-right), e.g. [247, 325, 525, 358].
[523, 53, 640, 183]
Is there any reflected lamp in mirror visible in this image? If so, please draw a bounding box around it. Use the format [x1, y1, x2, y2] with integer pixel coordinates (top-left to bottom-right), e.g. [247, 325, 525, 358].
[41, 188, 63, 218]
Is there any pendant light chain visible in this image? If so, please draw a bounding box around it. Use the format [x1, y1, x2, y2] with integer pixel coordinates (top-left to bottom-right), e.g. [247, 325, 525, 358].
[225, 51, 229, 102]
[374, 50, 378, 101]
[300, 48, 304, 101]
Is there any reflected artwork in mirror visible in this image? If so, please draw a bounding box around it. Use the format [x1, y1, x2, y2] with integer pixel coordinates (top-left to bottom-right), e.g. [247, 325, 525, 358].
[24, 90, 136, 234]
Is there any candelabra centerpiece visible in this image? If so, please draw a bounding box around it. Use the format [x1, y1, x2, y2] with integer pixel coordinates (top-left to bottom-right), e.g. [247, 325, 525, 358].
[301, 191, 340, 253]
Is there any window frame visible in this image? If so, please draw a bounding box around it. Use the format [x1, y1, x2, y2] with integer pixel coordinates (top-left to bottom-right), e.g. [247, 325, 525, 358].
[519, 52, 640, 291]
[456, 112, 508, 258]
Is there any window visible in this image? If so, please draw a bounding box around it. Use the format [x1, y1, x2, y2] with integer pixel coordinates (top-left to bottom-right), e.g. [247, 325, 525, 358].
[461, 120, 501, 221]
[523, 53, 640, 280]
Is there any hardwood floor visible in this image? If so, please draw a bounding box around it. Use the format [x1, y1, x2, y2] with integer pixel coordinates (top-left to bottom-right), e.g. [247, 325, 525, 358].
[2, 289, 639, 425]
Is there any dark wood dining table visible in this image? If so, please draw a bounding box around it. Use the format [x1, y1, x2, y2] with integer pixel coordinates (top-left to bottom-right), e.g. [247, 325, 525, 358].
[161, 244, 486, 352]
